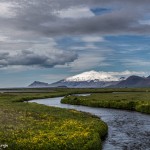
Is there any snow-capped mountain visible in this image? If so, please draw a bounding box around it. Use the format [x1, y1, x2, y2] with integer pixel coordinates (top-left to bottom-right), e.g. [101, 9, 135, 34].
[28, 70, 149, 88]
[65, 70, 119, 82]
[50, 70, 125, 88]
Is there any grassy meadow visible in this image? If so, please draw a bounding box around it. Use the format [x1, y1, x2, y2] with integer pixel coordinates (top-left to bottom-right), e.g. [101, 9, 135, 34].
[0, 90, 108, 150]
[62, 91, 150, 114]
[0, 87, 150, 150]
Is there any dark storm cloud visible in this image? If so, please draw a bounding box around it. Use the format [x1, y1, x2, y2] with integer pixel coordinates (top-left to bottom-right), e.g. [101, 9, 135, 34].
[0, 0, 150, 68]
[19, 0, 150, 36]
[0, 50, 78, 68]
[1, 0, 150, 37]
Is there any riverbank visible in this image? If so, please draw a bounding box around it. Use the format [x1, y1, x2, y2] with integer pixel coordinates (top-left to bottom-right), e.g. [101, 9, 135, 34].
[29, 95, 150, 149]
[61, 92, 150, 114]
[0, 92, 107, 150]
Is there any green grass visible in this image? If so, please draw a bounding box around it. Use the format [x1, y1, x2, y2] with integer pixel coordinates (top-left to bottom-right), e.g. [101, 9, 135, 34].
[1, 88, 150, 149]
[61, 92, 150, 114]
[0, 92, 108, 150]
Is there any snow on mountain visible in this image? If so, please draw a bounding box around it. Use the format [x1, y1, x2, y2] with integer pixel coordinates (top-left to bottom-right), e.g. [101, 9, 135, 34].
[28, 70, 148, 88]
[65, 70, 119, 82]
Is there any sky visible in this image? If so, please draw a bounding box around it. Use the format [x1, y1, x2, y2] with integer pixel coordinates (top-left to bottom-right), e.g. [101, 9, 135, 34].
[0, 0, 150, 87]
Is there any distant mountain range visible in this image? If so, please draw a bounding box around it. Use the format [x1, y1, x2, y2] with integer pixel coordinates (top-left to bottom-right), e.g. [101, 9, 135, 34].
[50, 71, 122, 88]
[28, 71, 150, 88]
[29, 81, 49, 87]
[111, 75, 150, 88]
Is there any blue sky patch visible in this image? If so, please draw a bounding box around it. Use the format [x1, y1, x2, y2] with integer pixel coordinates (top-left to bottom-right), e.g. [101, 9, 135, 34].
[91, 7, 112, 15]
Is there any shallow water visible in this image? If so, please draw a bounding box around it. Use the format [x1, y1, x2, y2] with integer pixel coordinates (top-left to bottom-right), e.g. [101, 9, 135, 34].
[29, 95, 150, 150]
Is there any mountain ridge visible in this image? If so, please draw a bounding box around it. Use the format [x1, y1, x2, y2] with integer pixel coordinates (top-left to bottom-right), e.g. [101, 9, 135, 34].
[29, 81, 49, 87]
[112, 75, 150, 88]
[28, 70, 150, 88]
[65, 70, 119, 82]
[49, 70, 124, 88]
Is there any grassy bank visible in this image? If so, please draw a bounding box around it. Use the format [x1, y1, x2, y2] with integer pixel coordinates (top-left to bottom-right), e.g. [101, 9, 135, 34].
[0, 92, 108, 150]
[61, 92, 150, 114]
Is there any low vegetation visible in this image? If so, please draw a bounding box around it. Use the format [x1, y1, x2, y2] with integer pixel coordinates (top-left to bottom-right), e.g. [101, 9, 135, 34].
[0, 92, 108, 150]
[1, 88, 150, 150]
[61, 92, 150, 114]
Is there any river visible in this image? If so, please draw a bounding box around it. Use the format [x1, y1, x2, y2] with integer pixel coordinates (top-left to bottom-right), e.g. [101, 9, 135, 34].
[29, 95, 150, 150]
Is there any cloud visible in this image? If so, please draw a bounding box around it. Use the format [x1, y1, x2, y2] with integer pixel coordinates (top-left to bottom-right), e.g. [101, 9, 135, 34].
[54, 6, 95, 19]
[93, 70, 147, 80]
[81, 36, 105, 42]
[0, 50, 78, 68]
[1, 0, 150, 39]
[122, 59, 150, 67]
[139, 20, 150, 25]
[71, 44, 98, 51]
[0, 35, 78, 69]
[0, 0, 149, 88]
[67, 53, 110, 72]
[0, 0, 150, 71]
[108, 70, 146, 77]
[0, 2, 16, 18]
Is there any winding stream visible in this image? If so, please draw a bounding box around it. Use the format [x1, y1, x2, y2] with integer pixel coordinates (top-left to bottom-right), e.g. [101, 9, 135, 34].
[29, 95, 150, 150]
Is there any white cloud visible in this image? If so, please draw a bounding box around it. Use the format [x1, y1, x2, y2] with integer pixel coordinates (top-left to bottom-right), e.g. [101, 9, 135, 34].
[71, 44, 98, 50]
[0, 36, 8, 42]
[0, 37, 78, 69]
[0, 65, 32, 73]
[0, 37, 57, 55]
[122, 59, 150, 67]
[68, 53, 110, 72]
[0, 2, 16, 18]
[108, 70, 146, 77]
[55, 7, 95, 19]
[81, 36, 105, 42]
[139, 20, 150, 25]
[27, 38, 57, 55]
